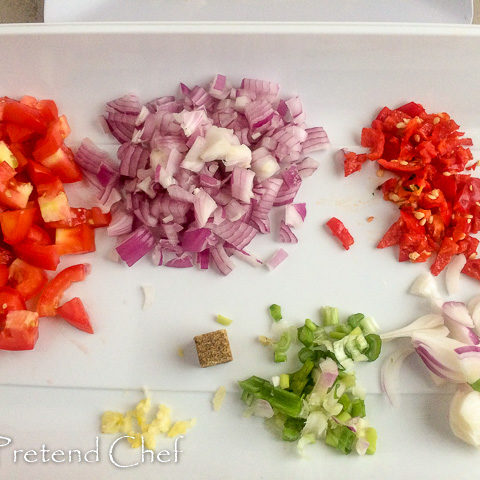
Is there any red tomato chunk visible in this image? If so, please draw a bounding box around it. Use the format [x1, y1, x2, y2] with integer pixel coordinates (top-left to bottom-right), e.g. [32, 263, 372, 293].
[0, 96, 111, 350]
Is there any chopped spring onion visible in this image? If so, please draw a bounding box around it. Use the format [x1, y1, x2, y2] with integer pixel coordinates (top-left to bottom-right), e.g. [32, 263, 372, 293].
[239, 304, 380, 456]
[322, 306, 339, 326]
[269, 304, 282, 322]
[216, 314, 233, 326]
[280, 373, 290, 390]
[365, 427, 377, 455]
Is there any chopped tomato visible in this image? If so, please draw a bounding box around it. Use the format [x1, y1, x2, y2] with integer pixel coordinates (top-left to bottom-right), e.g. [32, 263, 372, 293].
[3, 102, 48, 134]
[8, 143, 29, 170]
[25, 224, 52, 245]
[38, 145, 82, 183]
[0, 244, 14, 265]
[0, 178, 33, 210]
[8, 259, 48, 300]
[35, 99, 58, 124]
[37, 264, 90, 317]
[27, 161, 57, 186]
[5, 124, 35, 143]
[14, 242, 59, 271]
[326, 217, 355, 250]
[57, 297, 93, 334]
[89, 207, 111, 228]
[0, 310, 39, 350]
[0, 162, 16, 183]
[0, 207, 36, 245]
[37, 179, 71, 223]
[33, 123, 63, 162]
[0, 287, 27, 319]
[47, 207, 89, 228]
[0, 265, 8, 287]
[55, 224, 95, 256]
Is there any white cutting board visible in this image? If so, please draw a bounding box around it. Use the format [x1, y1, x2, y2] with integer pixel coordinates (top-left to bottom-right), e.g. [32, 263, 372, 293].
[44, 0, 474, 23]
[0, 23, 479, 395]
[1, 23, 480, 480]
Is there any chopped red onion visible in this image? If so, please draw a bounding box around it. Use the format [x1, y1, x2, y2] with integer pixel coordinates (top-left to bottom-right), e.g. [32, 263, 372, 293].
[116, 226, 155, 267]
[87, 76, 327, 274]
[278, 221, 298, 243]
[265, 248, 288, 270]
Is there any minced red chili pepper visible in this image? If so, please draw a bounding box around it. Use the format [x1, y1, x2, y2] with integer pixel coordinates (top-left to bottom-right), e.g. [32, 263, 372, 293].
[342, 102, 478, 277]
[326, 217, 355, 250]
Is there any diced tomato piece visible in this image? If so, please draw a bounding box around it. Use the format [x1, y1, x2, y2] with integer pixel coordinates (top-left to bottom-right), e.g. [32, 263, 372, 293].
[0, 207, 36, 245]
[25, 224, 52, 245]
[0, 265, 8, 287]
[57, 297, 93, 334]
[8, 143, 30, 170]
[56, 115, 71, 138]
[397, 102, 425, 118]
[0, 178, 33, 210]
[32, 123, 63, 162]
[5, 124, 36, 143]
[88, 207, 111, 228]
[0, 244, 14, 266]
[377, 218, 403, 248]
[0, 162, 16, 184]
[36, 264, 89, 317]
[343, 151, 367, 177]
[37, 178, 71, 223]
[35, 99, 58, 124]
[55, 224, 95, 256]
[14, 242, 59, 271]
[27, 160, 57, 186]
[0, 310, 39, 351]
[8, 259, 48, 301]
[3, 102, 48, 134]
[46, 207, 89, 228]
[37, 145, 82, 183]
[326, 217, 354, 250]
[0, 287, 26, 318]
[19, 95, 37, 107]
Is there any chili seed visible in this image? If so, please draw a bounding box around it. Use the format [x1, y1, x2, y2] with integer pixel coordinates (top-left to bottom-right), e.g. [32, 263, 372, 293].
[433, 117, 440, 125]
[414, 212, 425, 219]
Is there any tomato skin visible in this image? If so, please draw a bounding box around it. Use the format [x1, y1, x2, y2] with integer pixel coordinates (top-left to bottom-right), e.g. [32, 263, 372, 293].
[37, 264, 89, 317]
[38, 145, 82, 183]
[27, 161, 57, 186]
[0, 208, 36, 245]
[8, 259, 48, 301]
[0, 310, 39, 350]
[25, 224, 52, 245]
[0, 179, 33, 210]
[14, 242, 59, 271]
[5, 124, 36, 143]
[89, 207, 111, 228]
[55, 224, 95, 256]
[33, 124, 63, 162]
[35, 100, 58, 124]
[0, 265, 8, 287]
[3, 102, 48, 134]
[0, 286, 27, 318]
[57, 297, 93, 334]
[326, 217, 355, 250]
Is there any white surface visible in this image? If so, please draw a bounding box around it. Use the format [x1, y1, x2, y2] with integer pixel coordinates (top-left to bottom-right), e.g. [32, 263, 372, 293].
[43, 0, 474, 23]
[0, 23, 480, 477]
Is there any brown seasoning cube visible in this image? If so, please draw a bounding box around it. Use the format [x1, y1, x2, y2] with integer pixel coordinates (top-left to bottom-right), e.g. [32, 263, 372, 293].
[194, 329, 233, 368]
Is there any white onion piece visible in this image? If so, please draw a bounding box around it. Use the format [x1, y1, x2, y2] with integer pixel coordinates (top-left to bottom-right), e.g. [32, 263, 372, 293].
[443, 302, 474, 328]
[445, 255, 467, 296]
[467, 295, 480, 335]
[381, 314, 444, 342]
[141, 284, 155, 310]
[252, 399, 274, 418]
[409, 273, 441, 301]
[381, 343, 414, 406]
[449, 385, 480, 447]
[355, 437, 370, 456]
